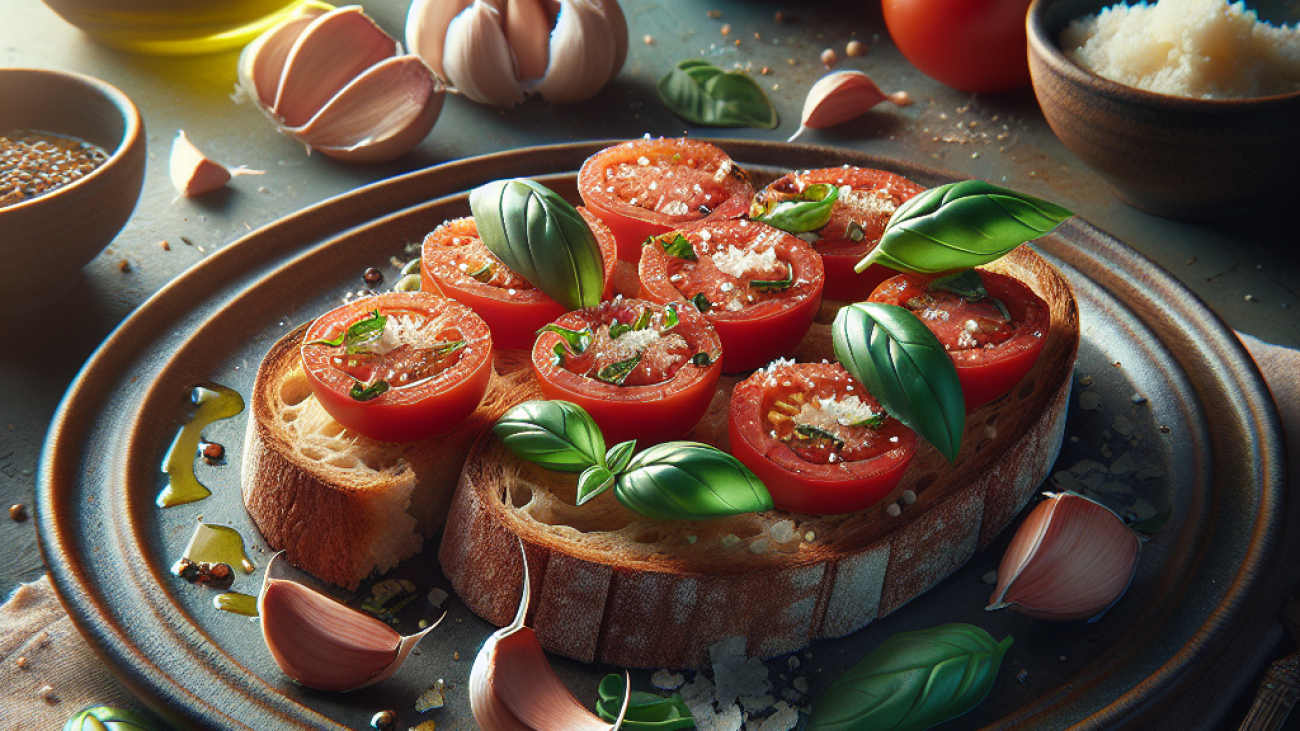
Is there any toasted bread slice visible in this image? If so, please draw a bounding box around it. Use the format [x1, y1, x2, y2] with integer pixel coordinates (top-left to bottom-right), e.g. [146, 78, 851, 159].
[439, 245, 1080, 668]
[241, 324, 540, 589]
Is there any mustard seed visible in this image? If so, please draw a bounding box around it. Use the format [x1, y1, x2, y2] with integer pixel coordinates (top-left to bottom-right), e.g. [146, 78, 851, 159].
[1, 131, 108, 209]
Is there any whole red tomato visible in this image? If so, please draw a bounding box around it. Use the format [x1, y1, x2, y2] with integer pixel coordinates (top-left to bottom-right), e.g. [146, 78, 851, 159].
[881, 0, 1032, 94]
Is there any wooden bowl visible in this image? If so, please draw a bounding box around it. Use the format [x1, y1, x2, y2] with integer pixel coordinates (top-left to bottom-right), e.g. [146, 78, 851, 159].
[0, 68, 145, 309]
[1026, 0, 1300, 221]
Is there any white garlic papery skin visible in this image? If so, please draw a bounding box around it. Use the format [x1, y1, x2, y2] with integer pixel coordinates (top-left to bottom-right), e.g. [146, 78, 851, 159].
[406, 0, 628, 107]
[988, 492, 1141, 622]
[258, 555, 441, 692]
[469, 541, 629, 730]
[238, 4, 445, 163]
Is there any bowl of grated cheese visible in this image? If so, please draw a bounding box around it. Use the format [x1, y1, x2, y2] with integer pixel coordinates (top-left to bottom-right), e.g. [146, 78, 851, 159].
[1026, 0, 1300, 221]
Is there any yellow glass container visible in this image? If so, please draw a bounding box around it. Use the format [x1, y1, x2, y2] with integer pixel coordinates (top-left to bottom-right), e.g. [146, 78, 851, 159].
[41, 0, 333, 55]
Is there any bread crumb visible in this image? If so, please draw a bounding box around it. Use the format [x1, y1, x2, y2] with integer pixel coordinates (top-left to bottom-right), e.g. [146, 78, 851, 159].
[643, 34, 654, 44]
[452, 651, 460, 661]
[902, 490, 917, 505]
[886, 503, 901, 517]
[804, 531, 816, 542]
[846, 39, 867, 56]
[652, 669, 686, 690]
[722, 534, 741, 547]
[820, 48, 838, 67]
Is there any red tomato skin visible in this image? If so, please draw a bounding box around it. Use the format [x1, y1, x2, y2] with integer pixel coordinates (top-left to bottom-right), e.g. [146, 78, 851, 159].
[637, 219, 824, 373]
[869, 270, 1049, 409]
[420, 209, 619, 350]
[753, 168, 926, 302]
[301, 293, 493, 443]
[881, 0, 1032, 94]
[728, 362, 918, 514]
[578, 138, 754, 264]
[531, 299, 723, 446]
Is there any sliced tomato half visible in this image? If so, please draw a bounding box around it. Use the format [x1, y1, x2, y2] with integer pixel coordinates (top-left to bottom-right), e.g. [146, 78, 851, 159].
[420, 208, 619, 349]
[868, 269, 1049, 409]
[638, 219, 823, 373]
[578, 137, 754, 263]
[301, 292, 493, 443]
[531, 298, 723, 445]
[752, 167, 926, 301]
[729, 361, 917, 514]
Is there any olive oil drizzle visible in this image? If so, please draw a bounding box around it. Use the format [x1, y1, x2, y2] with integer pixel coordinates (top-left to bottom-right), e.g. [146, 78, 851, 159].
[181, 521, 256, 574]
[158, 384, 245, 508]
[213, 592, 259, 617]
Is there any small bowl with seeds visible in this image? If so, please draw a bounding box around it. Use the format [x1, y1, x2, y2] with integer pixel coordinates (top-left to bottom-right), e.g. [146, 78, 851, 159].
[0, 68, 145, 309]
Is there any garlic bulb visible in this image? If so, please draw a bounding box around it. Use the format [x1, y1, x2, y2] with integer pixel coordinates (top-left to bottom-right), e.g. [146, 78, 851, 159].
[988, 492, 1141, 622]
[406, 0, 628, 106]
[238, 5, 445, 163]
[788, 71, 912, 142]
[258, 555, 442, 692]
[469, 540, 629, 730]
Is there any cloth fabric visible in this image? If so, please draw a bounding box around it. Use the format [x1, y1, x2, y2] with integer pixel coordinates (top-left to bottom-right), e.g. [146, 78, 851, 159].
[3, 334, 1298, 730]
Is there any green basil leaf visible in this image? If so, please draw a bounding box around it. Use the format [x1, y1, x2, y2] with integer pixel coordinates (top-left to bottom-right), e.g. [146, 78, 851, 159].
[832, 303, 965, 462]
[467, 261, 493, 282]
[929, 269, 987, 299]
[657, 233, 697, 261]
[349, 380, 389, 401]
[658, 59, 778, 129]
[691, 292, 711, 313]
[605, 439, 638, 474]
[552, 342, 566, 366]
[849, 413, 887, 429]
[857, 180, 1073, 275]
[538, 324, 593, 355]
[64, 706, 170, 731]
[470, 178, 605, 310]
[662, 303, 681, 330]
[615, 442, 773, 520]
[691, 352, 713, 367]
[577, 465, 617, 505]
[750, 183, 839, 233]
[305, 309, 385, 348]
[751, 264, 794, 293]
[596, 353, 643, 385]
[793, 423, 844, 447]
[808, 624, 1012, 731]
[431, 339, 467, 359]
[595, 674, 697, 730]
[493, 400, 607, 473]
[609, 309, 651, 340]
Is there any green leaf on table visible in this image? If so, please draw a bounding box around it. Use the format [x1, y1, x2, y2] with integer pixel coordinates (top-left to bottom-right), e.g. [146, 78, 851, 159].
[64, 706, 170, 731]
[832, 302, 965, 462]
[750, 182, 839, 233]
[470, 178, 605, 310]
[807, 623, 1012, 731]
[595, 674, 697, 730]
[658, 59, 778, 129]
[493, 400, 607, 473]
[615, 442, 773, 520]
[855, 180, 1072, 275]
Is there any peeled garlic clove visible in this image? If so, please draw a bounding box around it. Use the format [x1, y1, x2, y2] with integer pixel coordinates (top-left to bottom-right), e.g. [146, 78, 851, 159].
[506, 0, 553, 82]
[538, 0, 618, 104]
[789, 70, 912, 142]
[443, 0, 527, 106]
[273, 6, 400, 127]
[236, 3, 329, 109]
[470, 540, 629, 730]
[988, 492, 1141, 622]
[258, 555, 442, 692]
[170, 131, 231, 196]
[404, 0, 476, 80]
[292, 55, 445, 162]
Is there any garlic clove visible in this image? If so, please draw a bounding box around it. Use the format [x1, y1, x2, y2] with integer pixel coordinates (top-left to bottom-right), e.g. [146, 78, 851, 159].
[788, 70, 912, 142]
[272, 6, 401, 128]
[600, 0, 629, 86]
[169, 130, 231, 196]
[405, 0, 477, 80]
[988, 492, 1141, 622]
[236, 3, 330, 109]
[505, 0, 553, 82]
[290, 55, 445, 163]
[258, 555, 442, 692]
[538, 0, 620, 104]
[470, 539, 629, 730]
[443, 0, 527, 106]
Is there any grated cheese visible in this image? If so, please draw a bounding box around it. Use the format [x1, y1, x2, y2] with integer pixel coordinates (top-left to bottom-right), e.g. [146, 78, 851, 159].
[711, 245, 778, 278]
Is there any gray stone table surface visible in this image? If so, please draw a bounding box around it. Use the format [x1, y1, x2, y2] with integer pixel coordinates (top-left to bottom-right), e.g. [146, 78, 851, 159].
[2, 0, 1297, 728]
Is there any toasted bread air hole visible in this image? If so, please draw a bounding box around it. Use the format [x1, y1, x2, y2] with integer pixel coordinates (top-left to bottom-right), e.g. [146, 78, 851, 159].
[509, 481, 533, 509]
[279, 369, 313, 407]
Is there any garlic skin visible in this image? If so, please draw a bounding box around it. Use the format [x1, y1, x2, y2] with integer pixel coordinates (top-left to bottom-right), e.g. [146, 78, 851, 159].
[470, 540, 629, 730]
[407, 0, 627, 107]
[788, 71, 912, 142]
[237, 5, 444, 163]
[258, 555, 442, 692]
[988, 492, 1141, 622]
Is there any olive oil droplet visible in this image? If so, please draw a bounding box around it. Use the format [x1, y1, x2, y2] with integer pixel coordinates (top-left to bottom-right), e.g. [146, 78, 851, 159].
[214, 592, 259, 617]
[181, 521, 256, 573]
[158, 383, 245, 508]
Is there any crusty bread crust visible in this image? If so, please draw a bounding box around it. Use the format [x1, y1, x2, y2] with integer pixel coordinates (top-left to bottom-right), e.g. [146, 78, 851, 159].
[439, 245, 1080, 668]
[241, 324, 539, 589]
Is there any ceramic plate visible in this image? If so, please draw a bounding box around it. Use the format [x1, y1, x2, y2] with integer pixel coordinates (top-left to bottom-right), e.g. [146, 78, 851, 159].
[38, 141, 1284, 731]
